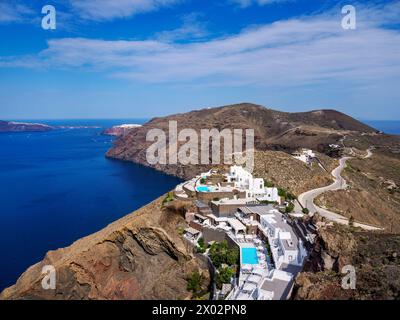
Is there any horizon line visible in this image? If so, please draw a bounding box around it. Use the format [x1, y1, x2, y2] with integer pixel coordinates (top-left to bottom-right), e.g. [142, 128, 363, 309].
[2, 117, 400, 122]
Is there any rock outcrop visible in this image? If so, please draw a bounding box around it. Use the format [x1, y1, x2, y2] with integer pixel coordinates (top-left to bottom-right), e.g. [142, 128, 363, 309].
[0, 120, 54, 133]
[293, 222, 400, 300]
[0, 196, 210, 300]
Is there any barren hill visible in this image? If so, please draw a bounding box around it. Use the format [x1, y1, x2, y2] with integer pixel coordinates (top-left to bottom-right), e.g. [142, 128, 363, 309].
[106, 103, 377, 179]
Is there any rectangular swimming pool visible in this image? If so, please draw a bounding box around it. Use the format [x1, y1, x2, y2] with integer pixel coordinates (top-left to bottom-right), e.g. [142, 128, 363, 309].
[241, 247, 259, 265]
[196, 186, 210, 192]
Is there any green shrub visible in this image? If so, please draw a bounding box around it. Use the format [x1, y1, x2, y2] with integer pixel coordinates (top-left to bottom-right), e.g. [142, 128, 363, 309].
[209, 241, 239, 268]
[196, 238, 206, 253]
[286, 192, 297, 200]
[265, 181, 275, 188]
[198, 237, 205, 248]
[226, 248, 239, 266]
[278, 188, 286, 198]
[216, 267, 234, 289]
[196, 246, 206, 254]
[177, 227, 185, 236]
[187, 272, 203, 296]
[162, 192, 174, 206]
[285, 202, 295, 213]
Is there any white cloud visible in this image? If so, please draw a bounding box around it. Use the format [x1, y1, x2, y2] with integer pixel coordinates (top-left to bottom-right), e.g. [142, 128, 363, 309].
[154, 13, 209, 42]
[69, 0, 181, 21]
[231, 0, 291, 8]
[0, 2, 34, 23]
[1, 2, 400, 90]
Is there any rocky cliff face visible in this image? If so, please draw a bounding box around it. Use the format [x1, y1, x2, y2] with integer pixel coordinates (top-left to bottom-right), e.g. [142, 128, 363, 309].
[106, 103, 377, 180]
[0, 196, 210, 300]
[293, 218, 400, 300]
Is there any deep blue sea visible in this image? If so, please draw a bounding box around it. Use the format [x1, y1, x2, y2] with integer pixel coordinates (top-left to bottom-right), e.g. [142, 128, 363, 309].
[364, 120, 400, 135]
[0, 119, 182, 291]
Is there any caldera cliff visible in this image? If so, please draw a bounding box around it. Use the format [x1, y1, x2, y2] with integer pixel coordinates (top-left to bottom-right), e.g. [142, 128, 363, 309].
[0, 196, 210, 300]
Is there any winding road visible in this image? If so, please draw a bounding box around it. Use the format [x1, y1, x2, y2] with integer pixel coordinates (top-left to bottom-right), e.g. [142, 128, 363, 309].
[298, 153, 382, 231]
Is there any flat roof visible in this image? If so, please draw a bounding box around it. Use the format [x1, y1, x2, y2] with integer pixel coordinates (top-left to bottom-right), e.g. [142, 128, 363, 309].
[212, 198, 252, 205]
[195, 213, 208, 220]
[195, 200, 209, 208]
[238, 205, 276, 216]
[260, 278, 293, 300]
[260, 270, 294, 300]
[184, 227, 200, 235]
[206, 213, 229, 222]
[227, 218, 246, 232]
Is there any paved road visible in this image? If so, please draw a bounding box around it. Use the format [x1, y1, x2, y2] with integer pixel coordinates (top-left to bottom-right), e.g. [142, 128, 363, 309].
[298, 155, 382, 231]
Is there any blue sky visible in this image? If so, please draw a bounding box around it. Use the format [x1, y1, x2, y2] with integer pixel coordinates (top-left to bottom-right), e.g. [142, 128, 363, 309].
[0, 0, 399, 120]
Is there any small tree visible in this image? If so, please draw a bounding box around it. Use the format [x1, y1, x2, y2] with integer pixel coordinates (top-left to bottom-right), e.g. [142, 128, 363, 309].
[285, 202, 295, 213]
[196, 246, 206, 254]
[302, 208, 310, 214]
[198, 237, 205, 248]
[216, 267, 234, 289]
[209, 241, 229, 268]
[187, 271, 203, 295]
[278, 188, 287, 198]
[196, 238, 206, 253]
[287, 192, 297, 201]
[226, 248, 239, 266]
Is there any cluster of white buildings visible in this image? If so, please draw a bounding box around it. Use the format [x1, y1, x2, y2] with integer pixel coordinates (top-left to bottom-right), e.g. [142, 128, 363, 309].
[228, 206, 307, 300]
[178, 165, 308, 300]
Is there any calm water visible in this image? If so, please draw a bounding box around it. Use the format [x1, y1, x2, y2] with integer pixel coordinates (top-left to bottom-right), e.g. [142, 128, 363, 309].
[0, 120, 181, 291]
[364, 120, 400, 135]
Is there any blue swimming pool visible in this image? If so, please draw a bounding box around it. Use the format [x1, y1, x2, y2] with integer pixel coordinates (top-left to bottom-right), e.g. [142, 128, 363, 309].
[197, 186, 210, 192]
[241, 247, 259, 265]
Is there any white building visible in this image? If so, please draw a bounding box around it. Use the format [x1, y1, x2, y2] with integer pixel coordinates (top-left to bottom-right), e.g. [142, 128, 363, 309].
[227, 166, 253, 189]
[292, 149, 315, 164]
[257, 188, 280, 204]
[258, 209, 307, 269]
[226, 166, 280, 203]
